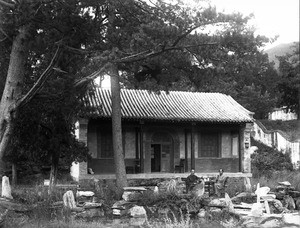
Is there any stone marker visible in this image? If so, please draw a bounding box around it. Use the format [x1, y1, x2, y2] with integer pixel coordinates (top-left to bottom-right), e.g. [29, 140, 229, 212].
[264, 200, 270, 214]
[224, 193, 235, 213]
[63, 190, 83, 212]
[2, 176, 13, 199]
[244, 177, 252, 192]
[63, 190, 76, 209]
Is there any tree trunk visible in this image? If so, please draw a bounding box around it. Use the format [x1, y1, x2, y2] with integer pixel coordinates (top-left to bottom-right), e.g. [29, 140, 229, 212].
[298, 88, 300, 120]
[110, 64, 128, 191]
[12, 163, 17, 186]
[48, 151, 59, 195]
[0, 25, 29, 176]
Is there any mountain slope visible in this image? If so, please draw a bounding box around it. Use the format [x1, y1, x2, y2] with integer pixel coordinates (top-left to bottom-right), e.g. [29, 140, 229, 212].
[264, 42, 298, 68]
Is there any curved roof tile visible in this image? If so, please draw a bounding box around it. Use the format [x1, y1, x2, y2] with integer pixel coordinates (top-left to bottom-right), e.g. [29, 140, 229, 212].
[85, 87, 254, 123]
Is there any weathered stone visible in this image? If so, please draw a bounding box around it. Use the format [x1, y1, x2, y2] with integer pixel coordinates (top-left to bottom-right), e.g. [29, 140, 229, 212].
[269, 199, 286, 214]
[128, 205, 146, 217]
[122, 191, 142, 201]
[283, 195, 295, 210]
[123, 187, 147, 191]
[295, 197, 300, 210]
[250, 203, 263, 217]
[94, 179, 105, 198]
[63, 190, 83, 212]
[224, 193, 235, 213]
[112, 200, 134, 209]
[259, 217, 282, 228]
[209, 207, 222, 216]
[289, 190, 300, 198]
[244, 177, 252, 192]
[261, 194, 276, 201]
[158, 178, 185, 194]
[208, 198, 226, 207]
[112, 209, 122, 216]
[1, 176, 12, 199]
[63, 191, 76, 209]
[83, 202, 102, 209]
[197, 208, 206, 218]
[278, 181, 291, 187]
[255, 186, 270, 197]
[231, 192, 256, 204]
[191, 180, 205, 197]
[282, 213, 300, 225]
[274, 191, 285, 200]
[76, 208, 104, 218]
[76, 191, 94, 198]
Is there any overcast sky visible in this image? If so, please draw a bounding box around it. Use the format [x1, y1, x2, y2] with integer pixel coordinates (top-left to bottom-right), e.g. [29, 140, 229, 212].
[211, 0, 299, 49]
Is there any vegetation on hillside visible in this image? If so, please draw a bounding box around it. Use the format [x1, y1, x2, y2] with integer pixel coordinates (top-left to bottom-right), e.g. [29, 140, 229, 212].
[264, 42, 297, 69]
[259, 120, 300, 141]
[251, 138, 293, 178]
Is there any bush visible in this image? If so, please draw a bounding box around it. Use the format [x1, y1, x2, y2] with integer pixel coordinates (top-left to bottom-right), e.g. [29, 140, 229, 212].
[251, 138, 293, 178]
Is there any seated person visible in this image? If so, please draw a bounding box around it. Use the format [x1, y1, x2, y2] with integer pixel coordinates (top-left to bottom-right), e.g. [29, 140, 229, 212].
[214, 168, 228, 197]
[185, 169, 202, 193]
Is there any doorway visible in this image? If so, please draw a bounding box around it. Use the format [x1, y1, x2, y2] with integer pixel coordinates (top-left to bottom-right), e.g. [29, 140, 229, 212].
[151, 144, 161, 172]
[151, 132, 173, 172]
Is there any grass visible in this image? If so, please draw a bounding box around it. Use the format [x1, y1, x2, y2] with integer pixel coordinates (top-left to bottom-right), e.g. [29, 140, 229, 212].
[252, 170, 300, 191]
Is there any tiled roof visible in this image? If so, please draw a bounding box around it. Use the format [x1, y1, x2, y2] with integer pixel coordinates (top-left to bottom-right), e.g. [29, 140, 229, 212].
[85, 87, 254, 123]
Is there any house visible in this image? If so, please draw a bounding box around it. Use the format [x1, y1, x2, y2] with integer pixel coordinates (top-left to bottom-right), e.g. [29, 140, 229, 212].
[71, 87, 254, 181]
[268, 107, 298, 121]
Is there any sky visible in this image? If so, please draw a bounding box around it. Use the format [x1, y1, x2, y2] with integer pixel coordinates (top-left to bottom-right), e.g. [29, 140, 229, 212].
[210, 0, 299, 49]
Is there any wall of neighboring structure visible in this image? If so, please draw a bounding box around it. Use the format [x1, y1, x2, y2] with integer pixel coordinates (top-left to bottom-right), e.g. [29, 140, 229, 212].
[70, 119, 88, 181]
[80, 120, 250, 176]
[268, 108, 298, 121]
[253, 121, 300, 169]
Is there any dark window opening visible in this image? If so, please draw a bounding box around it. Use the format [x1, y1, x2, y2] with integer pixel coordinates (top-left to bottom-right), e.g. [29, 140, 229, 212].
[199, 132, 220, 157]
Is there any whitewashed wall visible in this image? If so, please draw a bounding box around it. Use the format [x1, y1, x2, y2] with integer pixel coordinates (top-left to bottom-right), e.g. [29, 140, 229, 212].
[253, 121, 300, 169]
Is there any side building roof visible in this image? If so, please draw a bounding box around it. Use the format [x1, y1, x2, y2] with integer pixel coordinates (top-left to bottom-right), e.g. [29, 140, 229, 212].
[84, 87, 254, 123]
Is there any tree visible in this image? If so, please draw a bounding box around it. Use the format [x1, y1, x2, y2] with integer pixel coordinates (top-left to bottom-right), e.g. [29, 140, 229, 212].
[277, 42, 300, 119]
[0, 0, 275, 191]
[0, 0, 96, 188]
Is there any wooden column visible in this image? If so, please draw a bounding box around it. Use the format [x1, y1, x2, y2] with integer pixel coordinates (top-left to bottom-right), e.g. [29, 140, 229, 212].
[139, 122, 144, 173]
[239, 124, 245, 172]
[135, 127, 140, 173]
[184, 129, 189, 172]
[191, 123, 195, 169]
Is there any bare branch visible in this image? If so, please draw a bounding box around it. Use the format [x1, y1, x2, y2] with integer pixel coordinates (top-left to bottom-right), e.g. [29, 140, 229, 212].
[74, 63, 110, 88]
[114, 43, 218, 63]
[0, 0, 15, 8]
[17, 46, 61, 108]
[0, 27, 12, 42]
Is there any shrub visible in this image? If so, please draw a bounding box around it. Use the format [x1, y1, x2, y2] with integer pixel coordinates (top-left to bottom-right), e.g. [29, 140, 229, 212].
[251, 138, 293, 178]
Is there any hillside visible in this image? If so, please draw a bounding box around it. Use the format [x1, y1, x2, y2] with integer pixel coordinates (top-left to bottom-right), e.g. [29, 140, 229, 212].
[259, 119, 300, 141]
[264, 42, 298, 69]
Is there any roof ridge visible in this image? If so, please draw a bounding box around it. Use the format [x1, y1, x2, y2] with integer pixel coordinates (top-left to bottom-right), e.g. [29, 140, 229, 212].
[97, 87, 225, 95]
